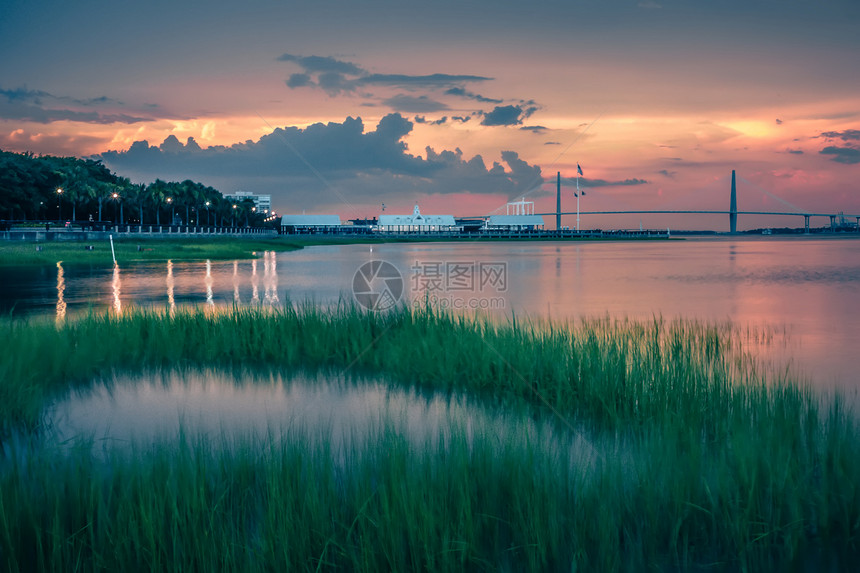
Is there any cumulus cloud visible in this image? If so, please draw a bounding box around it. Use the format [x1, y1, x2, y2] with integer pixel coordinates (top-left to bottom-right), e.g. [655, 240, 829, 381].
[0, 86, 152, 124]
[99, 113, 543, 208]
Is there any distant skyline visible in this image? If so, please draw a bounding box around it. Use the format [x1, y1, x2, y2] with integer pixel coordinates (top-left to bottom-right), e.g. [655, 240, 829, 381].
[2, 0, 859, 229]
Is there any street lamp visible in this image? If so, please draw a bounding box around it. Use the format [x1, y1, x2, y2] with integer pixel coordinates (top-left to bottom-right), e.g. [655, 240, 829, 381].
[205, 200, 211, 227]
[166, 197, 174, 225]
[56, 188, 64, 222]
[232, 204, 237, 228]
[111, 192, 120, 225]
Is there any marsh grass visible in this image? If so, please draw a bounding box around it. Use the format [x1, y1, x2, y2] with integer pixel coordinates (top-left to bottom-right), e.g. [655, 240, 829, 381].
[1, 305, 859, 571]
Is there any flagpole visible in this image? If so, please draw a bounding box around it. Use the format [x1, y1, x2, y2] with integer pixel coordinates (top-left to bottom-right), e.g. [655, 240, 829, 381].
[576, 174, 580, 231]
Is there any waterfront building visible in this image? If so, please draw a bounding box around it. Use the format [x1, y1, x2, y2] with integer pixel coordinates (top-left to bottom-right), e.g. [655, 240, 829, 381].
[226, 191, 272, 214]
[280, 214, 342, 233]
[377, 204, 458, 232]
[486, 198, 544, 230]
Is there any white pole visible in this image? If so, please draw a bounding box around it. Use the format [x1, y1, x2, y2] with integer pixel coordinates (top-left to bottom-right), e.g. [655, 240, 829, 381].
[576, 175, 580, 231]
[109, 234, 116, 265]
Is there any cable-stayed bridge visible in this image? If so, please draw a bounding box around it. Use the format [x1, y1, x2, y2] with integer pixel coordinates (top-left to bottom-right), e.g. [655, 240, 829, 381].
[535, 170, 860, 232]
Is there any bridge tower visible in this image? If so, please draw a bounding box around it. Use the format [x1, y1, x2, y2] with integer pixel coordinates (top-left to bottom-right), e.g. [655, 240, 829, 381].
[729, 170, 738, 233]
[556, 172, 561, 230]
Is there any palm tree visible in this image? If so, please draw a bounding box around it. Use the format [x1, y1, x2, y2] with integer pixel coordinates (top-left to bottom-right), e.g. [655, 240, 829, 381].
[148, 180, 168, 225]
[124, 183, 147, 225]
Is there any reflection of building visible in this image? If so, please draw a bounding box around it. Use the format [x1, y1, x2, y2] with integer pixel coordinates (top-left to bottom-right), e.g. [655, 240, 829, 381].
[377, 204, 458, 232]
[486, 199, 544, 230]
[226, 191, 272, 213]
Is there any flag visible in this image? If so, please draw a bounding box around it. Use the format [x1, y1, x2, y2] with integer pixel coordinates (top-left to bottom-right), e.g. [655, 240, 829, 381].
[577, 163, 583, 176]
[573, 192, 578, 198]
[581, 190, 586, 196]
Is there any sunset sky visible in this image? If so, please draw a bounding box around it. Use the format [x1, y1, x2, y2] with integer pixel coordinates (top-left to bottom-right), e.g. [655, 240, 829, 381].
[2, 0, 859, 230]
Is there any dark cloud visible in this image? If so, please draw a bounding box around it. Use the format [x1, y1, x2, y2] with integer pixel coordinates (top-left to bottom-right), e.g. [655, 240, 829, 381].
[501, 150, 542, 191]
[99, 113, 543, 208]
[276, 53, 364, 75]
[544, 141, 561, 145]
[359, 73, 491, 89]
[560, 176, 650, 187]
[520, 126, 547, 133]
[820, 146, 860, 164]
[278, 53, 492, 97]
[785, 148, 804, 155]
[414, 116, 448, 125]
[286, 73, 312, 88]
[277, 54, 544, 130]
[317, 72, 352, 95]
[658, 169, 676, 178]
[444, 87, 502, 104]
[481, 105, 526, 126]
[0, 87, 123, 107]
[383, 94, 448, 113]
[775, 118, 783, 125]
[0, 86, 152, 124]
[819, 129, 860, 141]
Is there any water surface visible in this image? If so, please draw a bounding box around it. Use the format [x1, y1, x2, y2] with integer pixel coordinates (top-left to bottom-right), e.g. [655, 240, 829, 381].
[1, 237, 858, 389]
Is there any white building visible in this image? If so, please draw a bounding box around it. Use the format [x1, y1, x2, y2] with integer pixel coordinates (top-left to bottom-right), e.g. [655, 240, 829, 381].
[377, 204, 458, 232]
[486, 198, 544, 230]
[280, 214, 342, 231]
[226, 191, 272, 214]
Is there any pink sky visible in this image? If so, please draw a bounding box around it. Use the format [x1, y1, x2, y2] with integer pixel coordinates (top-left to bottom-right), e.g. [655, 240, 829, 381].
[2, 0, 858, 230]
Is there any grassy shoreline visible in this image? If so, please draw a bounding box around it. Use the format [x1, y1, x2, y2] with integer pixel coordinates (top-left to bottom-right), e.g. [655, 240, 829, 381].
[1, 305, 858, 571]
[0, 236, 470, 266]
[0, 237, 306, 266]
[0, 234, 678, 267]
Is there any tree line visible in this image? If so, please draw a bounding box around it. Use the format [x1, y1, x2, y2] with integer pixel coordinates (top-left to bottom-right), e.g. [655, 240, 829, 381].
[0, 149, 269, 227]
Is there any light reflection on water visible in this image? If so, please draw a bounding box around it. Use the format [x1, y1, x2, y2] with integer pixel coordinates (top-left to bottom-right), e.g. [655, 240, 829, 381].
[111, 263, 121, 314]
[1, 239, 858, 390]
[55, 261, 66, 323]
[166, 259, 175, 314]
[39, 369, 597, 469]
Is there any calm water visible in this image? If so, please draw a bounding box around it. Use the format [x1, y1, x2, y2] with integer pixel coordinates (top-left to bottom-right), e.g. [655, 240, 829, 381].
[1, 237, 858, 390]
[37, 370, 594, 465]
